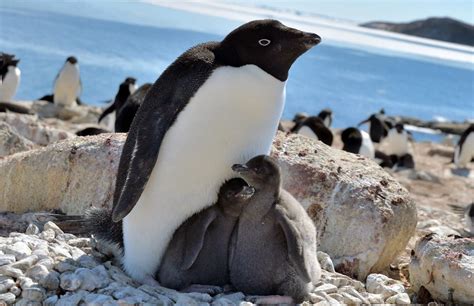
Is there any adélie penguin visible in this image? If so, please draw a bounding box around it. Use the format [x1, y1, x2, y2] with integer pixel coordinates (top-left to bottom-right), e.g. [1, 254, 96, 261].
[111, 19, 321, 284]
[382, 123, 410, 157]
[98, 77, 137, 130]
[358, 113, 390, 143]
[114, 83, 151, 132]
[454, 124, 474, 168]
[449, 202, 474, 236]
[0, 53, 21, 102]
[317, 108, 332, 127]
[340, 127, 375, 159]
[291, 116, 333, 146]
[39, 56, 82, 106]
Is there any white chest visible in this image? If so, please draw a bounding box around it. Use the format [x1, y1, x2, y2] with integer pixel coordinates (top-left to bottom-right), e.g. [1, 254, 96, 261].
[54, 64, 80, 106]
[455, 133, 474, 167]
[0, 66, 21, 101]
[298, 125, 318, 140]
[385, 129, 409, 156]
[122, 64, 286, 281]
[359, 130, 375, 159]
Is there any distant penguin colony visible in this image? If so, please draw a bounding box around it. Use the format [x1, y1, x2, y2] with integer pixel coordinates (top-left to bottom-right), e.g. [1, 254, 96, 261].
[230, 155, 321, 303]
[454, 124, 474, 168]
[0, 53, 21, 102]
[291, 116, 333, 146]
[109, 19, 320, 284]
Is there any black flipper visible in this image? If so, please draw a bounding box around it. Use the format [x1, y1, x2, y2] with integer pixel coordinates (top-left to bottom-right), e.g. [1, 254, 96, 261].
[274, 205, 311, 283]
[181, 208, 217, 270]
[98, 102, 116, 123]
[111, 42, 219, 222]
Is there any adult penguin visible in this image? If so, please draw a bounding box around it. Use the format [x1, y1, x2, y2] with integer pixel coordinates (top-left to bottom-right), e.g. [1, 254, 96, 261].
[111, 19, 321, 284]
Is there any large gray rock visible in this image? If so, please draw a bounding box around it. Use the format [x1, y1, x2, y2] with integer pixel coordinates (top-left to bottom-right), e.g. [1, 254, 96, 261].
[0, 132, 416, 280]
[0, 122, 36, 157]
[409, 234, 474, 304]
[0, 113, 73, 146]
[0, 134, 125, 214]
[271, 132, 417, 280]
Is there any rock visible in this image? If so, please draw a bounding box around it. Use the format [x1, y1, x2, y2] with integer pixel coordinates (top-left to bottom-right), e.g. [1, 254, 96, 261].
[0, 134, 125, 214]
[314, 283, 338, 294]
[317, 251, 335, 272]
[0, 277, 15, 294]
[271, 132, 417, 279]
[43, 295, 59, 306]
[83, 293, 115, 304]
[38, 229, 55, 242]
[0, 113, 73, 146]
[9, 286, 21, 297]
[0, 292, 16, 304]
[0, 255, 16, 266]
[385, 292, 411, 304]
[60, 272, 82, 291]
[43, 221, 63, 235]
[0, 122, 36, 157]
[366, 273, 406, 299]
[409, 234, 474, 304]
[2, 241, 31, 260]
[21, 285, 45, 301]
[55, 291, 86, 306]
[26, 265, 59, 290]
[10, 255, 38, 271]
[0, 265, 24, 278]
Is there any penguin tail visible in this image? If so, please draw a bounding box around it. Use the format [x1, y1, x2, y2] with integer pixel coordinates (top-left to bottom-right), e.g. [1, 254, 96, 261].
[49, 208, 123, 249]
[448, 204, 466, 216]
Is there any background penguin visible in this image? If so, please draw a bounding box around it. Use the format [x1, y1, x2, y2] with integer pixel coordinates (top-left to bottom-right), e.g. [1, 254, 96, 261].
[230, 155, 321, 304]
[291, 116, 333, 146]
[98, 77, 137, 130]
[340, 127, 374, 158]
[114, 83, 150, 132]
[317, 108, 332, 127]
[449, 202, 474, 236]
[454, 124, 474, 168]
[0, 101, 32, 114]
[157, 178, 253, 293]
[292, 112, 308, 125]
[358, 113, 390, 143]
[75, 127, 110, 136]
[0, 53, 21, 102]
[382, 123, 411, 157]
[39, 56, 82, 106]
[109, 19, 321, 284]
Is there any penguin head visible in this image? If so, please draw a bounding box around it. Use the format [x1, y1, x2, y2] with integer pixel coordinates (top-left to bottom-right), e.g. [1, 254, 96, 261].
[292, 112, 309, 124]
[318, 108, 332, 120]
[66, 56, 78, 65]
[8, 58, 20, 67]
[395, 123, 404, 134]
[220, 178, 255, 203]
[124, 77, 137, 94]
[218, 19, 321, 81]
[232, 155, 281, 190]
[341, 127, 362, 153]
[358, 114, 379, 126]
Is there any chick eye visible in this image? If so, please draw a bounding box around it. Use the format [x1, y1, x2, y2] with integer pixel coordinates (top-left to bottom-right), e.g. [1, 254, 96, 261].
[258, 39, 271, 47]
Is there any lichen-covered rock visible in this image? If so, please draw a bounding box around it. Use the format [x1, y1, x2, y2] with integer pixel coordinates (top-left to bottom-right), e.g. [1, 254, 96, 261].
[0, 122, 36, 157]
[409, 234, 474, 304]
[0, 113, 73, 146]
[271, 132, 417, 279]
[0, 134, 125, 214]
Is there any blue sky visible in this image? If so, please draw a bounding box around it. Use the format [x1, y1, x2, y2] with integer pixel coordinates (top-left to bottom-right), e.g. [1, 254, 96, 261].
[232, 0, 474, 23]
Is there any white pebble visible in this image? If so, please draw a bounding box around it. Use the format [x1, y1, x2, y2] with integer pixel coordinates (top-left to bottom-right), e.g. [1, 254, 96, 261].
[43, 221, 64, 235]
[25, 224, 40, 235]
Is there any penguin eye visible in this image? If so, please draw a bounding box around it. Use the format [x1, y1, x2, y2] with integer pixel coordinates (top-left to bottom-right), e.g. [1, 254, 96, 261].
[258, 39, 271, 47]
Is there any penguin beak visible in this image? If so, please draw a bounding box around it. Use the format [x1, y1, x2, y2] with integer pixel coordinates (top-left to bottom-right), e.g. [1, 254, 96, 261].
[358, 118, 369, 127]
[232, 164, 251, 174]
[300, 32, 321, 49]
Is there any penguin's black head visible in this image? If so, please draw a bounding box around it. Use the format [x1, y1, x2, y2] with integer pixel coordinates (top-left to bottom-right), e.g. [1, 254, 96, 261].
[341, 127, 362, 154]
[318, 108, 332, 119]
[220, 178, 255, 203]
[218, 19, 321, 81]
[358, 114, 379, 126]
[8, 58, 20, 67]
[124, 77, 136, 85]
[395, 123, 404, 134]
[232, 155, 281, 189]
[66, 56, 78, 64]
[293, 112, 309, 124]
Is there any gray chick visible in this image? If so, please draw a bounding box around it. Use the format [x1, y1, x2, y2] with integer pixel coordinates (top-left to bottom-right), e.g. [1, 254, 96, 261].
[230, 155, 321, 303]
[157, 177, 254, 293]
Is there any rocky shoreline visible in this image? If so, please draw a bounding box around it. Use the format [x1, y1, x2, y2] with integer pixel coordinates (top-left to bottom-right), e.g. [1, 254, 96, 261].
[1, 101, 473, 305]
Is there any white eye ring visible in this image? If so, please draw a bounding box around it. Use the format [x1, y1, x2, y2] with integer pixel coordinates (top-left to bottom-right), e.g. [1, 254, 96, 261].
[258, 39, 271, 46]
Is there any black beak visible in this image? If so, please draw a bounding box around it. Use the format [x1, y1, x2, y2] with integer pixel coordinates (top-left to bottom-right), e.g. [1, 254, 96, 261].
[235, 186, 255, 199]
[300, 32, 321, 50]
[232, 164, 251, 174]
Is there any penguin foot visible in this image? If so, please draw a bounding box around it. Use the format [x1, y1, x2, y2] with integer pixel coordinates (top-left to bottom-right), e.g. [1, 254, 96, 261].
[180, 284, 224, 295]
[246, 295, 293, 304]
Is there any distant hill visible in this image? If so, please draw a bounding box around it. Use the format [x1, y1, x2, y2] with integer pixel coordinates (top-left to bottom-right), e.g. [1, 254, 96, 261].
[361, 17, 474, 46]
